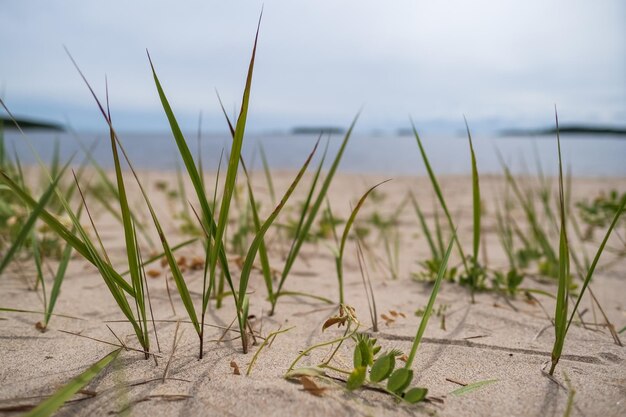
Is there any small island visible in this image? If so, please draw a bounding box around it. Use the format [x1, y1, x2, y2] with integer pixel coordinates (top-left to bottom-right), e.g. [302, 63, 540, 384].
[501, 124, 626, 137]
[1, 115, 64, 131]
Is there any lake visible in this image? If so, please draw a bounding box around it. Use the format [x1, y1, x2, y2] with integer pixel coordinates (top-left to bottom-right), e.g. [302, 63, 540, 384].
[4, 130, 626, 177]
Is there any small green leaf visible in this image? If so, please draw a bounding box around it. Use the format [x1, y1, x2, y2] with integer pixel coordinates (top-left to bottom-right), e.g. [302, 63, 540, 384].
[353, 343, 363, 368]
[450, 379, 498, 396]
[403, 387, 428, 403]
[387, 368, 413, 394]
[370, 353, 395, 382]
[346, 366, 367, 391]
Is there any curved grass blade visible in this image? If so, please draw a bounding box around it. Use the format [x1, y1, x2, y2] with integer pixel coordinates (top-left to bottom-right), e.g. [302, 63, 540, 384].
[23, 349, 120, 417]
[336, 180, 390, 303]
[405, 233, 455, 369]
[412, 121, 469, 274]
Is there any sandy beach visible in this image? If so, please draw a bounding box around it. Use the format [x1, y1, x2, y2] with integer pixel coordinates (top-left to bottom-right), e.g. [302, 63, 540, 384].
[1, 171, 625, 417]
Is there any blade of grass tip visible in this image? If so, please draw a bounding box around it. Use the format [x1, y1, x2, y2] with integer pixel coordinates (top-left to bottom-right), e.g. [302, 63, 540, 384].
[550, 108, 570, 376]
[23, 349, 121, 417]
[337, 180, 391, 304]
[209, 13, 262, 291]
[466, 117, 481, 300]
[0, 160, 71, 275]
[274, 114, 359, 310]
[237, 140, 319, 352]
[412, 120, 469, 275]
[405, 233, 455, 369]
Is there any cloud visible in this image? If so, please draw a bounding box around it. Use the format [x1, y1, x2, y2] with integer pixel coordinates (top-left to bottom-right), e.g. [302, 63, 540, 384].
[1, 0, 624, 131]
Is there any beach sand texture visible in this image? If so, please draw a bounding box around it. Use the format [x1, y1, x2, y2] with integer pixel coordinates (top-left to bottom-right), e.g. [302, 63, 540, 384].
[1, 172, 625, 417]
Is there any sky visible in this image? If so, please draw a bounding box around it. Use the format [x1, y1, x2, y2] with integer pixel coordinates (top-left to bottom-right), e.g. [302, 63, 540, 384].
[1, 0, 624, 133]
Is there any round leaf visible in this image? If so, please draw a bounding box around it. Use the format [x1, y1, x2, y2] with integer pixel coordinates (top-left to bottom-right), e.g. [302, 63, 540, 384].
[403, 387, 428, 403]
[370, 354, 395, 382]
[387, 368, 413, 394]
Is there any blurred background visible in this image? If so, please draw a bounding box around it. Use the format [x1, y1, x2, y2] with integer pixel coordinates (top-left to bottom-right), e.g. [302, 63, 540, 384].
[1, 0, 625, 175]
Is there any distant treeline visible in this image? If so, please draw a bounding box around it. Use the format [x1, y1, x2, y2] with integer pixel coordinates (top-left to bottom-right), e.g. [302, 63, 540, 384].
[0, 115, 64, 131]
[501, 125, 626, 137]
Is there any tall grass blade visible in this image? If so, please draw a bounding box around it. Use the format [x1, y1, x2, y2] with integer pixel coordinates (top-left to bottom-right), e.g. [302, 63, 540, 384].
[336, 180, 390, 304]
[405, 234, 455, 369]
[549, 109, 570, 375]
[411, 121, 469, 274]
[23, 349, 120, 417]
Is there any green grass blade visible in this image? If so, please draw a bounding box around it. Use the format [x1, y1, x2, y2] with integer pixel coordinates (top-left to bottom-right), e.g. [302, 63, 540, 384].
[336, 180, 390, 303]
[565, 195, 626, 333]
[405, 233, 455, 369]
[237, 141, 319, 343]
[23, 349, 120, 417]
[450, 379, 498, 396]
[550, 110, 570, 375]
[147, 52, 235, 302]
[412, 121, 469, 274]
[259, 143, 276, 205]
[466, 118, 481, 263]
[44, 238, 74, 327]
[409, 192, 439, 260]
[209, 16, 261, 284]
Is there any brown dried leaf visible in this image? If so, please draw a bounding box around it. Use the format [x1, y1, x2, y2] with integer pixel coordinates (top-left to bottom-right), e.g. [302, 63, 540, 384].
[322, 316, 346, 331]
[380, 314, 394, 326]
[230, 360, 240, 375]
[189, 257, 204, 270]
[147, 269, 161, 278]
[389, 310, 399, 317]
[300, 376, 326, 397]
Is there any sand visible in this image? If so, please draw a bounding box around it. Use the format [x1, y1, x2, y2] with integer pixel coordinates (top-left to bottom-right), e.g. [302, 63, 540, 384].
[1, 171, 625, 417]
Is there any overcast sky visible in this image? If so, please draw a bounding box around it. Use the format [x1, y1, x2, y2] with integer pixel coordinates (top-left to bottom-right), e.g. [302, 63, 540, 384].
[1, 0, 624, 133]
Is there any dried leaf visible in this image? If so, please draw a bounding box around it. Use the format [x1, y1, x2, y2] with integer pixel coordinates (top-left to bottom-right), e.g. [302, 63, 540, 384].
[300, 376, 326, 397]
[322, 316, 346, 331]
[189, 256, 204, 270]
[147, 269, 161, 278]
[230, 360, 240, 375]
